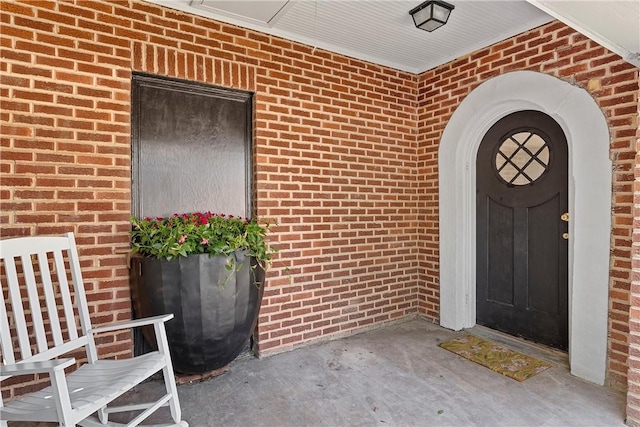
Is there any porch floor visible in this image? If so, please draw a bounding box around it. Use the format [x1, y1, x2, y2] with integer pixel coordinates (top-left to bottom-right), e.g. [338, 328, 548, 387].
[19, 319, 626, 426]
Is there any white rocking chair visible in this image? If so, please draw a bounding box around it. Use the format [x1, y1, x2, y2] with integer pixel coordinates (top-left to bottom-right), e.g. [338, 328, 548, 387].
[0, 232, 187, 426]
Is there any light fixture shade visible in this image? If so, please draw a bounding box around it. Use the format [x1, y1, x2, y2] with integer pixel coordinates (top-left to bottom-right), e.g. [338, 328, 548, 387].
[409, 0, 455, 32]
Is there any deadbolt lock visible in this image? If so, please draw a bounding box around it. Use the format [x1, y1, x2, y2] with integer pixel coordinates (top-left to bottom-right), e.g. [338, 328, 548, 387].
[562, 233, 569, 240]
[561, 212, 569, 222]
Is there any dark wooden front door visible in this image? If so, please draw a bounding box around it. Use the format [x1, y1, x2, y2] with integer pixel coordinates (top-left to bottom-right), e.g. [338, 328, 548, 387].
[476, 110, 568, 350]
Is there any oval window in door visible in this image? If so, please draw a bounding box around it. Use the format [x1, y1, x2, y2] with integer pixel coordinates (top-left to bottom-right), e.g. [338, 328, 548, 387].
[495, 131, 550, 186]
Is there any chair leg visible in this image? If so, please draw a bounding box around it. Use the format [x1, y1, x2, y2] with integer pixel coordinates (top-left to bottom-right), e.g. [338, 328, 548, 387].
[163, 364, 181, 423]
[154, 322, 182, 424]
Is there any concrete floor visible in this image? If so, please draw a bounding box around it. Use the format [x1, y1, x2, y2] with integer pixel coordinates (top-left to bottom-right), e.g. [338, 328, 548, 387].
[15, 319, 626, 426]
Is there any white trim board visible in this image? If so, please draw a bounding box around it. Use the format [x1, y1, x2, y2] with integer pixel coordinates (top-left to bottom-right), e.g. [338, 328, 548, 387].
[527, 0, 640, 67]
[438, 71, 612, 385]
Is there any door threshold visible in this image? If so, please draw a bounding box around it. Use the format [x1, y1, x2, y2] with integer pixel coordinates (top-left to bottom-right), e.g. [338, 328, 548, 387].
[465, 324, 569, 368]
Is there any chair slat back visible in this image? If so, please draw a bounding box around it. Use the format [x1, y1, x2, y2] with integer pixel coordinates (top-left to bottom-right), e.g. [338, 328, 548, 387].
[21, 254, 48, 352]
[37, 251, 64, 346]
[0, 278, 16, 365]
[0, 233, 93, 375]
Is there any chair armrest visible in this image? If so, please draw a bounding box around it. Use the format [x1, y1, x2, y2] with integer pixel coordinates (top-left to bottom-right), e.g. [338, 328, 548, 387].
[2, 358, 76, 376]
[88, 314, 174, 335]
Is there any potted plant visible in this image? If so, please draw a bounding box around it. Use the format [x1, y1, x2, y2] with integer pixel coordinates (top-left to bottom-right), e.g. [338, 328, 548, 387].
[129, 212, 275, 374]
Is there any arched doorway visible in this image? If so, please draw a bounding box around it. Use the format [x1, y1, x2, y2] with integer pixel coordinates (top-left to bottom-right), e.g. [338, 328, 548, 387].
[438, 71, 611, 385]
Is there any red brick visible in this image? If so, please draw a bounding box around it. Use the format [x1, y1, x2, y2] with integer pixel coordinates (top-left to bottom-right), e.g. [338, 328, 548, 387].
[57, 3, 96, 20]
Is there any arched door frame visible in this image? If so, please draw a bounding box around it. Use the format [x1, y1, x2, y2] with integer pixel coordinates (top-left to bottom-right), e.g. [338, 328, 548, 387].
[438, 71, 611, 385]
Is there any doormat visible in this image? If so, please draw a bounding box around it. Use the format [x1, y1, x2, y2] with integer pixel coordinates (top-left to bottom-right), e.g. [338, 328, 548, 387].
[438, 334, 552, 382]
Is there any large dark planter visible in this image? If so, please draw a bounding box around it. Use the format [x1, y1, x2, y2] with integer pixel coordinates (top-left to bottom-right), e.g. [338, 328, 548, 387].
[129, 251, 265, 374]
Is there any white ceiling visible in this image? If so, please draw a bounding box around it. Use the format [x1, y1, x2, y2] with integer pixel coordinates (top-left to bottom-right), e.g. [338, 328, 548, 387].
[146, 0, 640, 73]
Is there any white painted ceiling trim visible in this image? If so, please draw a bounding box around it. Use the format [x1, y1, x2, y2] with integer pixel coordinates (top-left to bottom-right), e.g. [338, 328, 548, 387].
[150, 0, 293, 28]
[527, 0, 640, 67]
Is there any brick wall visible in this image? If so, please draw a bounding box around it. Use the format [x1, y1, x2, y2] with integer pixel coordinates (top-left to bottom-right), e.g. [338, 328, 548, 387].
[0, 0, 419, 399]
[416, 21, 639, 391]
[1, 0, 638, 406]
[625, 76, 640, 425]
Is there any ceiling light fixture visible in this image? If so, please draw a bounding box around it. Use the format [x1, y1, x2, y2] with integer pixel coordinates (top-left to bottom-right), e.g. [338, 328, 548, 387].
[409, 0, 455, 32]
